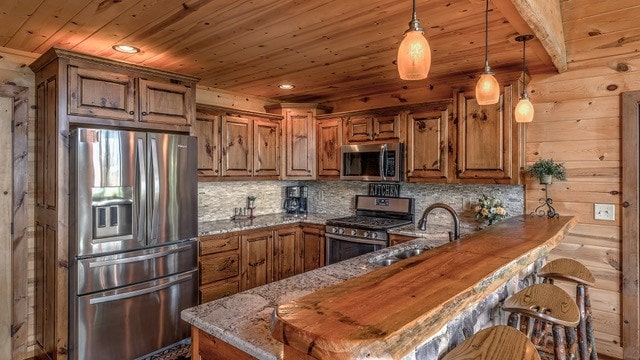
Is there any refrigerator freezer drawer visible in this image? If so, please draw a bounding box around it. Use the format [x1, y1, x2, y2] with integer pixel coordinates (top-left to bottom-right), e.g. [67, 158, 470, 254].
[73, 269, 197, 360]
[77, 240, 196, 295]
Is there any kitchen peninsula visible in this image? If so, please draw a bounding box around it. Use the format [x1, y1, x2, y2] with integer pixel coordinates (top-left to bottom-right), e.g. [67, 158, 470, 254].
[182, 215, 577, 359]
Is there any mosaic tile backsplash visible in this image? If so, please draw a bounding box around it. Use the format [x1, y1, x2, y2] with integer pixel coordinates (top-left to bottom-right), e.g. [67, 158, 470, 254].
[198, 180, 524, 224]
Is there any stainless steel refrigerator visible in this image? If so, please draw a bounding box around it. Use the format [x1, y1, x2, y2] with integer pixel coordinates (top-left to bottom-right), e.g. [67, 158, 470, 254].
[69, 128, 198, 360]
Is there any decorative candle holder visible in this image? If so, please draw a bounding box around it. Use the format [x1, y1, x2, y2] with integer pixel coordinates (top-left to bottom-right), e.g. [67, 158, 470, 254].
[531, 183, 559, 218]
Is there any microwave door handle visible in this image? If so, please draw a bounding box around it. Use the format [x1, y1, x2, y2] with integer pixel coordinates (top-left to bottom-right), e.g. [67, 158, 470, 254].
[136, 138, 146, 245]
[380, 144, 388, 181]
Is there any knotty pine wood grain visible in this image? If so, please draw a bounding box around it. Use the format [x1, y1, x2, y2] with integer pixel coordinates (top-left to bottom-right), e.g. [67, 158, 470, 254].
[271, 216, 576, 360]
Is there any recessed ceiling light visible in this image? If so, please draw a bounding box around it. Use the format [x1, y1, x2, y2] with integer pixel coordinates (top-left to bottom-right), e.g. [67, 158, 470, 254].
[278, 84, 295, 90]
[112, 45, 140, 54]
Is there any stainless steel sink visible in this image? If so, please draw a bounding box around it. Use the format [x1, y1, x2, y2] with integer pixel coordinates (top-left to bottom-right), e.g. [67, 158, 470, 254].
[374, 247, 430, 266]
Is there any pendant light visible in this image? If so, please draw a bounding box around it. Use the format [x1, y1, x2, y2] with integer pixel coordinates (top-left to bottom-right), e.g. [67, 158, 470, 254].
[515, 35, 535, 123]
[397, 0, 431, 80]
[475, 0, 500, 105]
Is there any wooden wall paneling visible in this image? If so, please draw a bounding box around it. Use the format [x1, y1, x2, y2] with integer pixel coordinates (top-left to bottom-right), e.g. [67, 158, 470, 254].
[0, 94, 12, 359]
[621, 90, 640, 359]
[0, 85, 29, 360]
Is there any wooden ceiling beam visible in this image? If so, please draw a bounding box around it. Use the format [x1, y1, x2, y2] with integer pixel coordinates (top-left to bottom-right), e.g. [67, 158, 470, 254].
[491, 0, 567, 73]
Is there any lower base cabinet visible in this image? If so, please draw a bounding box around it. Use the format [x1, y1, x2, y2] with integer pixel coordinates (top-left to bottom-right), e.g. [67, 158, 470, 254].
[199, 223, 326, 303]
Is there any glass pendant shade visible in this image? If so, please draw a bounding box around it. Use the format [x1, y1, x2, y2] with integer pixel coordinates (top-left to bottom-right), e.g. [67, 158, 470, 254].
[515, 97, 534, 123]
[475, 73, 500, 105]
[397, 30, 431, 80]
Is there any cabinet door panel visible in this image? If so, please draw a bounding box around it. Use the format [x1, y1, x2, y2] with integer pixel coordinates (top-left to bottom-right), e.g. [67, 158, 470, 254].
[274, 227, 300, 281]
[285, 111, 314, 178]
[139, 79, 193, 126]
[200, 253, 239, 285]
[344, 116, 373, 143]
[195, 112, 220, 177]
[200, 278, 239, 303]
[253, 119, 280, 177]
[373, 114, 401, 141]
[241, 231, 273, 290]
[301, 226, 325, 272]
[68, 65, 136, 121]
[221, 116, 252, 176]
[200, 235, 239, 256]
[407, 110, 449, 180]
[317, 119, 342, 177]
[457, 86, 513, 180]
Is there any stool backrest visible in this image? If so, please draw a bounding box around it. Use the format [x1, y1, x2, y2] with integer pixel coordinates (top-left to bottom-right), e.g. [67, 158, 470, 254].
[442, 325, 541, 360]
[503, 283, 580, 327]
[538, 258, 596, 286]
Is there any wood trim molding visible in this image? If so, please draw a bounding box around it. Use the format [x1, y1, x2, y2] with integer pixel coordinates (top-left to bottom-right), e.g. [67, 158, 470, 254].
[315, 99, 453, 120]
[0, 84, 29, 360]
[197, 103, 283, 120]
[621, 91, 640, 359]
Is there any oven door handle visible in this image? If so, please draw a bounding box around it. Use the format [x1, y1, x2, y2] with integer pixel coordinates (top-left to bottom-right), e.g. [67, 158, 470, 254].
[326, 233, 387, 246]
[379, 144, 387, 181]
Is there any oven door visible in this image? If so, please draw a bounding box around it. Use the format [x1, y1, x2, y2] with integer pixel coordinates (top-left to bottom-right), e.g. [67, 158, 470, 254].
[326, 233, 386, 265]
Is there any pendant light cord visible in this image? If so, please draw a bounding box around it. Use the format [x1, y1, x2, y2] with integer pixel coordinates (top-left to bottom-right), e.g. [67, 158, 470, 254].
[484, 0, 489, 70]
[522, 38, 527, 98]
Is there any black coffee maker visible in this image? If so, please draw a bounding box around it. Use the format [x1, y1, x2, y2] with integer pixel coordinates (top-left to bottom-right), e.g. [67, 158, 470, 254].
[284, 186, 308, 215]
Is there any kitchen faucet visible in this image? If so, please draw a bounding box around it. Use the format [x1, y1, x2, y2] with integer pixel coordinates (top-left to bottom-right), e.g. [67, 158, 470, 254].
[418, 203, 461, 241]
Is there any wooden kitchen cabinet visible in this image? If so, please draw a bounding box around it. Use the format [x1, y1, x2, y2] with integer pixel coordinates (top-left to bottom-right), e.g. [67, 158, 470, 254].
[406, 108, 451, 182]
[456, 84, 521, 183]
[343, 113, 401, 144]
[253, 118, 280, 177]
[221, 115, 253, 177]
[388, 234, 416, 247]
[300, 224, 325, 271]
[317, 118, 342, 178]
[64, 52, 196, 130]
[194, 109, 220, 178]
[199, 234, 241, 303]
[241, 230, 274, 290]
[273, 227, 301, 281]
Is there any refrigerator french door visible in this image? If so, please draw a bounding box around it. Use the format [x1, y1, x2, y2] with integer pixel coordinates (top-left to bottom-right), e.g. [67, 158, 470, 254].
[70, 128, 198, 360]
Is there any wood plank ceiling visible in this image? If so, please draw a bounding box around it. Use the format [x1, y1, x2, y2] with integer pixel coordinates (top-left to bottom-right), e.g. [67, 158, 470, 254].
[1, 0, 558, 103]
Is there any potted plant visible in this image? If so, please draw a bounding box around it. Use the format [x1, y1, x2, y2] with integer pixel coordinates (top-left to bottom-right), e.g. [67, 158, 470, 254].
[247, 195, 257, 209]
[525, 158, 567, 184]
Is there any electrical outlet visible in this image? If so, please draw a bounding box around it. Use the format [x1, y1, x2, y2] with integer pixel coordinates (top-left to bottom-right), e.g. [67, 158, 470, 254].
[594, 204, 615, 221]
[462, 198, 471, 211]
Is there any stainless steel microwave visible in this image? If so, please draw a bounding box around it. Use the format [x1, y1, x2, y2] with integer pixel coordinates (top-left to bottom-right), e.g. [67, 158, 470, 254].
[340, 143, 403, 182]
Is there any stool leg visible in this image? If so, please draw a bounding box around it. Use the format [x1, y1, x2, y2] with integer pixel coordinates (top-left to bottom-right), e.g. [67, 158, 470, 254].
[585, 287, 598, 360]
[531, 319, 546, 346]
[508, 313, 520, 328]
[552, 324, 567, 360]
[577, 284, 589, 360]
[565, 326, 578, 360]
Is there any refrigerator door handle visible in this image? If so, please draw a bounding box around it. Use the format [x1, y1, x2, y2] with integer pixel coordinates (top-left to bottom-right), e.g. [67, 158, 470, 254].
[88, 243, 193, 268]
[88, 271, 194, 305]
[136, 138, 146, 245]
[150, 138, 160, 243]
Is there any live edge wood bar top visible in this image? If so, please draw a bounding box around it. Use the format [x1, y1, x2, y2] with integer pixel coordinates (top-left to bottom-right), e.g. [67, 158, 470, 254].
[271, 215, 577, 360]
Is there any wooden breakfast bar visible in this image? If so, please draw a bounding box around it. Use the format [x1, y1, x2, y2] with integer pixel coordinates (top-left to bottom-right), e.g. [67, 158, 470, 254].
[183, 215, 577, 360]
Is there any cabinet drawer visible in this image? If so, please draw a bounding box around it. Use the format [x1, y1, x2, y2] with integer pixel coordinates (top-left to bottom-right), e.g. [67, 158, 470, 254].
[200, 253, 239, 284]
[200, 235, 240, 255]
[200, 278, 240, 303]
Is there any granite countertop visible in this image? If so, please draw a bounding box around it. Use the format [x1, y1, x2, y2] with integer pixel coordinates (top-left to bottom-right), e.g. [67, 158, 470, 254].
[181, 237, 447, 360]
[198, 213, 337, 236]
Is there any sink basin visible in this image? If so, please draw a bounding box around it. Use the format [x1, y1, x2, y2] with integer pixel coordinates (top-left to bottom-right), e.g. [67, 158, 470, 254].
[396, 248, 427, 259]
[375, 258, 399, 266]
[374, 247, 431, 266]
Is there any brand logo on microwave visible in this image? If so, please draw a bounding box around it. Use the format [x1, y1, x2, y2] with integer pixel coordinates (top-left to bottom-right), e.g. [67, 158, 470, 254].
[177, 145, 187, 149]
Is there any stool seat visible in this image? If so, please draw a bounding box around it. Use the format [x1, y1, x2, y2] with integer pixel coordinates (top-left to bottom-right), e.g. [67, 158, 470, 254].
[503, 283, 580, 327]
[442, 325, 541, 360]
[538, 258, 596, 286]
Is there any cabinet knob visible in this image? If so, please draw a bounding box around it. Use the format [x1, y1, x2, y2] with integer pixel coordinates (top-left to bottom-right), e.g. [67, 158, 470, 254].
[129, 111, 134, 115]
[623, 201, 630, 208]
[215, 169, 219, 173]
[141, 111, 148, 116]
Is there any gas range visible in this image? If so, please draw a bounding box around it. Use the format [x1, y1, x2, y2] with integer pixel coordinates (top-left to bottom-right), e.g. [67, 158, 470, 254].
[325, 195, 415, 254]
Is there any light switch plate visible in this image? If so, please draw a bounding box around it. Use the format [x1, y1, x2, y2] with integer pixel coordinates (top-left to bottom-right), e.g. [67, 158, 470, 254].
[594, 204, 615, 221]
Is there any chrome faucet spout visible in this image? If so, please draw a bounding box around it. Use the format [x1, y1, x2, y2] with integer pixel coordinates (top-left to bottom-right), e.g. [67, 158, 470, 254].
[418, 203, 461, 241]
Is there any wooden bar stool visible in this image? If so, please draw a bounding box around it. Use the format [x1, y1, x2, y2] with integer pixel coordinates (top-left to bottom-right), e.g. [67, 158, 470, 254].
[503, 283, 580, 360]
[443, 325, 541, 360]
[538, 258, 598, 360]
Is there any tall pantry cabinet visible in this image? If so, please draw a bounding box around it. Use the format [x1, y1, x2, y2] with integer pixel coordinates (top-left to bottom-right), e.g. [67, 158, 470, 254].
[29, 48, 198, 360]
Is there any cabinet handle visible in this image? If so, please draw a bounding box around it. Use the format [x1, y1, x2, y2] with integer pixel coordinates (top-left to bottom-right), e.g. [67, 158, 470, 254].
[129, 111, 134, 115]
[622, 201, 630, 208]
[214, 169, 219, 173]
[141, 111, 148, 116]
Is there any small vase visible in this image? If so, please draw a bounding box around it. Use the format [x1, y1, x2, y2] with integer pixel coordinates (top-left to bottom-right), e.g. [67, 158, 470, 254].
[540, 175, 553, 185]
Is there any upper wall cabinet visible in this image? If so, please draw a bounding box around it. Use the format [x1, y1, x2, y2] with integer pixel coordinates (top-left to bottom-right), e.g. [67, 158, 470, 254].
[343, 113, 401, 144]
[31, 48, 198, 132]
[406, 108, 451, 182]
[316, 118, 342, 179]
[194, 110, 220, 177]
[456, 84, 522, 183]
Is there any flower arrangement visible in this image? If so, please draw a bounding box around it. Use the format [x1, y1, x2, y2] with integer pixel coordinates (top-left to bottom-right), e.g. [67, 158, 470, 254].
[474, 194, 508, 225]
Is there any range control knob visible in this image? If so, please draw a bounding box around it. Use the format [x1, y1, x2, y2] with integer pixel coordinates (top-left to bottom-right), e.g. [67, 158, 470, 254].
[338, 228, 345, 235]
[331, 227, 338, 233]
[363, 231, 370, 238]
[371, 232, 378, 239]
[351, 229, 357, 236]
